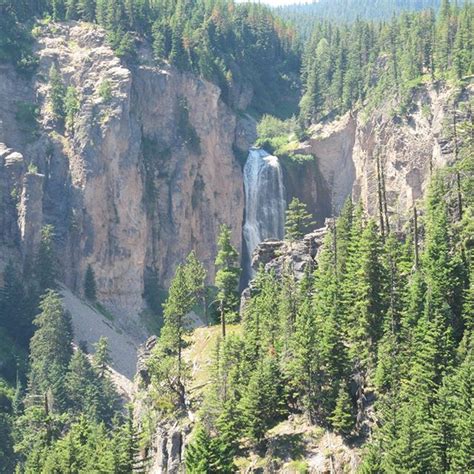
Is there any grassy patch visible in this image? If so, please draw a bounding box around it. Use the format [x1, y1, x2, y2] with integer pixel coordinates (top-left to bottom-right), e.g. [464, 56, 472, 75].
[184, 324, 242, 395]
[285, 460, 309, 473]
[98, 80, 113, 103]
[256, 115, 313, 166]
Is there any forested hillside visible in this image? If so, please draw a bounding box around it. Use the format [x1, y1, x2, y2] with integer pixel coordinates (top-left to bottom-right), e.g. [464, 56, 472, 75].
[0, 0, 472, 472]
[0, 0, 300, 116]
[150, 118, 473, 472]
[299, 1, 473, 123]
[276, 0, 444, 38]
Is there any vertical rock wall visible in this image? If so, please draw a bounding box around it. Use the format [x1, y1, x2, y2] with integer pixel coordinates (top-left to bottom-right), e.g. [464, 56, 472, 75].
[299, 84, 472, 224]
[0, 24, 250, 317]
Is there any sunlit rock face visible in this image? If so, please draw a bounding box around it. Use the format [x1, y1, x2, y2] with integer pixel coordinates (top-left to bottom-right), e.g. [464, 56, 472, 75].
[0, 23, 253, 317]
[298, 83, 472, 224]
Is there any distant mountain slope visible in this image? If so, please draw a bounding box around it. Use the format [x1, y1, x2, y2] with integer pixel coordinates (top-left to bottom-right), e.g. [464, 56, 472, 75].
[276, 0, 443, 36]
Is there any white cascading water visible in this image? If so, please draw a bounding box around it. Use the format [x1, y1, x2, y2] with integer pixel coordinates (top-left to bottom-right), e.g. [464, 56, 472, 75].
[243, 148, 286, 274]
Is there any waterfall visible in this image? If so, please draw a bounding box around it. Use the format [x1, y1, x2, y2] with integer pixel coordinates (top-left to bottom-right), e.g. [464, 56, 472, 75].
[243, 147, 286, 275]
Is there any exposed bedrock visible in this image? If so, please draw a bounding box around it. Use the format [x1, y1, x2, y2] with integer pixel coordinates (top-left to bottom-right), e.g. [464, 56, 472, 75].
[0, 23, 252, 316]
[297, 83, 472, 225]
[0, 21, 470, 318]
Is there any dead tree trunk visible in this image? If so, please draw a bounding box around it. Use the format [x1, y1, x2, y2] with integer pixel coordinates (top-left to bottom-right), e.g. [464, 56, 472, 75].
[413, 205, 419, 270]
[376, 151, 385, 239]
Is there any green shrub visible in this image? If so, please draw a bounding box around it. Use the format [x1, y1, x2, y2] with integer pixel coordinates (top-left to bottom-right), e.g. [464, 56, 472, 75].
[285, 460, 309, 473]
[177, 97, 201, 154]
[15, 101, 39, 138]
[27, 163, 38, 174]
[256, 115, 313, 166]
[98, 80, 113, 103]
[49, 64, 66, 120]
[108, 30, 137, 63]
[65, 86, 80, 131]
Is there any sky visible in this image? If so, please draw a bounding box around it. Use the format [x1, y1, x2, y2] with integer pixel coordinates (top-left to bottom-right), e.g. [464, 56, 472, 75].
[236, 0, 311, 5]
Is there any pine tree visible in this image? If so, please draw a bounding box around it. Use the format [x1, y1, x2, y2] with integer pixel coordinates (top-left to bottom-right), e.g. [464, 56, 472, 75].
[335, 198, 354, 276]
[210, 402, 239, 473]
[91, 337, 120, 425]
[148, 252, 206, 407]
[48, 65, 66, 121]
[239, 354, 285, 442]
[95, 0, 108, 26]
[169, 27, 190, 71]
[152, 19, 172, 59]
[14, 402, 67, 470]
[77, 0, 95, 22]
[423, 174, 465, 341]
[241, 269, 280, 365]
[382, 396, 436, 473]
[51, 0, 66, 20]
[344, 218, 387, 371]
[299, 66, 323, 125]
[112, 406, 140, 474]
[93, 336, 111, 378]
[84, 264, 97, 301]
[64, 85, 79, 133]
[312, 230, 349, 418]
[35, 225, 57, 293]
[0, 380, 15, 473]
[65, 0, 78, 20]
[42, 417, 87, 473]
[284, 197, 315, 241]
[286, 287, 319, 421]
[0, 260, 32, 345]
[329, 385, 354, 437]
[29, 290, 73, 411]
[447, 338, 473, 471]
[278, 267, 299, 352]
[215, 224, 241, 335]
[185, 423, 215, 473]
[66, 348, 100, 420]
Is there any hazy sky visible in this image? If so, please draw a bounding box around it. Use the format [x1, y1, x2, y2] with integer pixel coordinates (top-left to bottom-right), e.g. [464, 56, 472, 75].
[236, 0, 311, 5]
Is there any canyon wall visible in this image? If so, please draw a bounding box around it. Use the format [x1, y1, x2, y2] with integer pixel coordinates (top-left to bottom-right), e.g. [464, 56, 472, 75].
[298, 83, 472, 227]
[0, 23, 253, 317]
[0, 21, 470, 320]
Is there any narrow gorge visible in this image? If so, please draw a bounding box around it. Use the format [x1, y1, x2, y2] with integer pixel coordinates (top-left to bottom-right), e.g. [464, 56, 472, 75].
[0, 22, 471, 373]
[0, 1, 472, 472]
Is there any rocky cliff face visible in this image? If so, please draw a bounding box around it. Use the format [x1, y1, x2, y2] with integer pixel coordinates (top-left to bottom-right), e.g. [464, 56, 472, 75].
[0, 23, 253, 317]
[1, 21, 470, 321]
[297, 83, 472, 225]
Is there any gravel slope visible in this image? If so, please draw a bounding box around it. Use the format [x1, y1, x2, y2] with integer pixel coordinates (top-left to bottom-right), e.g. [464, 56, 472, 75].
[61, 286, 142, 382]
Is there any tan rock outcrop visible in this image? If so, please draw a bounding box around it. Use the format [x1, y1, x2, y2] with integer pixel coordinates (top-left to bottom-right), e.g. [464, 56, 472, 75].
[0, 23, 249, 318]
[299, 83, 472, 225]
